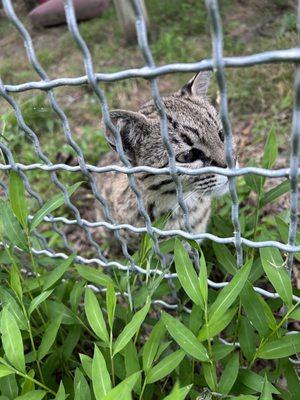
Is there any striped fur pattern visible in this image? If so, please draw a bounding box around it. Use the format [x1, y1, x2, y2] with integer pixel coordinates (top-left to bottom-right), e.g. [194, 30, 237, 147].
[95, 72, 229, 253]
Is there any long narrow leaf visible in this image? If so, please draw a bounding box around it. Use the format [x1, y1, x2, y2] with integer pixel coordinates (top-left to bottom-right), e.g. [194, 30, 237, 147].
[43, 255, 75, 291]
[9, 171, 28, 229]
[162, 312, 209, 362]
[174, 239, 203, 307]
[260, 247, 293, 309]
[0, 307, 25, 372]
[30, 182, 82, 231]
[142, 320, 166, 373]
[102, 372, 141, 400]
[218, 352, 239, 394]
[147, 350, 185, 384]
[208, 260, 251, 324]
[0, 200, 27, 250]
[113, 300, 150, 356]
[85, 287, 109, 344]
[92, 346, 111, 400]
[257, 334, 300, 359]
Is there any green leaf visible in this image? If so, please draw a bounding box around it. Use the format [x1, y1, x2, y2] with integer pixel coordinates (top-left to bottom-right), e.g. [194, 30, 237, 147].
[47, 301, 78, 325]
[161, 312, 209, 362]
[85, 287, 109, 344]
[202, 363, 217, 391]
[76, 265, 114, 288]
[0, 287, 27, 330]
[0, 200, 27, 250]
[113, 300, 150, 356]
[92, 346, 111, 400]
[9, 171, 28, 229]
[174, 239, 203, 307]
[124, 341, 141, 393]
[0, 364, 14, 378]
[240, 281, 270, 337]
[219, 352, 239, 394]
[10, 264, 22, 302]
[0, 307, 25, 372]
[238, 369, 279, 394]
[202, 362, 217, 391]
[198, 307, 237, 341]
[244, 162, 264, 195]
[162, 384, 192, 400]
[208, 260, 252, 324]
[74, 368, 91, 400]
[284, 358, 300, 400]
[238, 316, 256, 362]
[106, 284, 116, 331]
[21, 369, 35, 394]
[289, 305, 300, 320]
[142, 320, 166, 373]
[199, 250, 208, 305]
[212, 341, 235, 361]
[147, 350, 185, 384]
[54, 382, 66, 400]
[189, 304, 203, 335]
[30, 182, 82, 231]
[43, 255, 75, 291]
[15, 391, 46, 400]
[212, 243, 237, 274]
[260, 180, 291, 208]
[257, 334, 300, 359]
[259, 375, 273, 400]
[102, 372, 141, 400]
[38, 317, 62, 360]
[262, 127, 278, 169]
[0, 373, 18, 398]
[80, 353, 92, 380]
[260, 247, 293, 308]
[28, 290, 53, 316]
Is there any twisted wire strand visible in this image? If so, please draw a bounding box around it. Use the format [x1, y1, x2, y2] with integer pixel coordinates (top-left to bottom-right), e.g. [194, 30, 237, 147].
[206, 0, 243, 267]
[286, 66, 300, 272]
[3, 48, 300, 94]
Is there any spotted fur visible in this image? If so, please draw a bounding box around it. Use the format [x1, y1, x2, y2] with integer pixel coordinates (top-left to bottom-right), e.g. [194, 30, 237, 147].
[95, 72, 229, 253]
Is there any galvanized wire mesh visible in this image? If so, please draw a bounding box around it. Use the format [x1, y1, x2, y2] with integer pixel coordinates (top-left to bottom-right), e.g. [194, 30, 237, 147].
[0, 0, 299, 308]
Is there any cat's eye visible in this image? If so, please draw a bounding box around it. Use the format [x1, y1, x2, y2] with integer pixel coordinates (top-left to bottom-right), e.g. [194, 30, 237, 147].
[176, 148, 208, 163]
[218, 129, 224, 142]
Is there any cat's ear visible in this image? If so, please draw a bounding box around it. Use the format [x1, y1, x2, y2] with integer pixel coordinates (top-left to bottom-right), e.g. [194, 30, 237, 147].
[181, 71, 211, 97]
[103, 109, 150, 163]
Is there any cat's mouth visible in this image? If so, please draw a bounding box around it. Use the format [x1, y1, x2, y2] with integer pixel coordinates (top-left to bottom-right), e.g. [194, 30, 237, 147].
[211, 179, 229, 197]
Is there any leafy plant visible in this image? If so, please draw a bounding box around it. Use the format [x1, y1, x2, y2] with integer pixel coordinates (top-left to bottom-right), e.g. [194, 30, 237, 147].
[0, 157, 299, 399]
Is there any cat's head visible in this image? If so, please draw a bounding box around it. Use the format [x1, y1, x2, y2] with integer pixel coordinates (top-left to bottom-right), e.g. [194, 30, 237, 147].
[104, 72, 229, 197]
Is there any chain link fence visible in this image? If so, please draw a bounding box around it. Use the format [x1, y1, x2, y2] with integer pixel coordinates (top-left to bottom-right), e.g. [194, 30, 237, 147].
[0, 0, 299, 312]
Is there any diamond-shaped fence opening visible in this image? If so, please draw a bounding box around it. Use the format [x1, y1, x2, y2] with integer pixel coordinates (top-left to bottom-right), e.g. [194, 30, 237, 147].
[0, 0, 299, 319]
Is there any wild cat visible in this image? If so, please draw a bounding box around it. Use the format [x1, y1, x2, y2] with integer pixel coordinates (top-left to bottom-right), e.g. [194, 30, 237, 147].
[95, 72, 229, 254]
